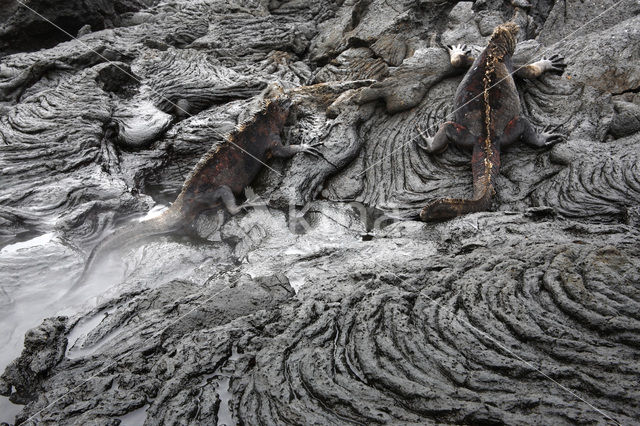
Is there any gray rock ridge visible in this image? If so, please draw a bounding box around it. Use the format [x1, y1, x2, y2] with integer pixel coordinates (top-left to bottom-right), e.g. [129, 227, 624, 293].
[3, 214, 640, 424]
[0, 0, 639, 424]
[0, 0, 162, 57]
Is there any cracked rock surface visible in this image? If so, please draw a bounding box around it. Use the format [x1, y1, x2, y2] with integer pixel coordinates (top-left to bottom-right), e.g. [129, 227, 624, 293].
[1, 0, 639, 424]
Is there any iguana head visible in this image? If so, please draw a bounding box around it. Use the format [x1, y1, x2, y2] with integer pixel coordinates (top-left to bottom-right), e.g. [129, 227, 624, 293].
[264, 96, 292, 126]
[489, 22, 518, 57]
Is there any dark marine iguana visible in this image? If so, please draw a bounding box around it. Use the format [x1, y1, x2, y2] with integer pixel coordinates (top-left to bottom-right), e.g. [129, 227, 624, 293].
[416, 22, 566, 221]
[72, 91, 323, 288]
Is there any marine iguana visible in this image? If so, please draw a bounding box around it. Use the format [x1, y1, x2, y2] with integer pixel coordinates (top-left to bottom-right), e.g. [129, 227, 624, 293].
[72, 92, 322, 288]
[417, 22, 566, 221]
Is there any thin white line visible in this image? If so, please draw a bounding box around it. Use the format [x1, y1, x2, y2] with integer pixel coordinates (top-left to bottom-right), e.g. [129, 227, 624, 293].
[23, 281, 236, 424]
[357, 0, 626, 178]
[384, 269, 621, 425]
[474, 327, 621, 424]
[14, 0, 283, 176]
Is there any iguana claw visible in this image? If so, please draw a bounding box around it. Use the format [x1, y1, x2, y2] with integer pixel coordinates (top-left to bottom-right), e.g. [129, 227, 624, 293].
[307, 137, 325, 148]
[240, 199, 268, 210]
[446, 44, 472, 57]
[542, 54, 567, 74]
[543, 135, 564, 146]
[446, 44, 470, 54]
[541, 125, 565, 146]
[543, 124, 562, 133]
[300, 143, 338, 168]
[446, 44, 473, 68]
[416, 125, 436, 152]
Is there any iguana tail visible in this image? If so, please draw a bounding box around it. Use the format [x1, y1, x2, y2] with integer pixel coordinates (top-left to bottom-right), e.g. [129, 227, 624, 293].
[69, 196, 187, 291]
[420, 143, 500, 222]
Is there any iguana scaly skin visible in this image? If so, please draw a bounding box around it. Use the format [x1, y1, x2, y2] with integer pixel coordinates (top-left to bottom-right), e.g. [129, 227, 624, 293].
[417, 23, 565, 221]
[73, 94, 322, 288]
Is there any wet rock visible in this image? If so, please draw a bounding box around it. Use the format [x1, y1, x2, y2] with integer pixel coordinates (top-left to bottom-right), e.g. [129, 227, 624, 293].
[0, 316, 68, 405]
[5, 216, 640, 424]
[370, 33, 407, 67]
[538, 0, 640, 46]
[559, 15, 640, 95]
[441, 1, 485, 46]
[7, 271, 295, 425]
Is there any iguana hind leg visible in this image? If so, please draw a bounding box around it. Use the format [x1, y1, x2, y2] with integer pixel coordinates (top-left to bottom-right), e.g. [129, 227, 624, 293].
[416, 121, 475, 153]
[498, 117, 525, 149]
[416, 124, 449, 153]
[201, 185, 245, 215]
[417, 122, 486, 222]
[499, 116, 563, 149]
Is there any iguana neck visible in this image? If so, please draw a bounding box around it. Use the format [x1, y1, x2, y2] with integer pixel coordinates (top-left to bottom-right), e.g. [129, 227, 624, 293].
[487, 22, 518, 60]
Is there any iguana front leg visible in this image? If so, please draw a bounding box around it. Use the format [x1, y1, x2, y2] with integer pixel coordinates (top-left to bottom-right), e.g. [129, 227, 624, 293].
[271, 141, 338, 168]
[446, 44, 475, 69]
[515, 54, 566, 79]
[271, 143, 319, 157]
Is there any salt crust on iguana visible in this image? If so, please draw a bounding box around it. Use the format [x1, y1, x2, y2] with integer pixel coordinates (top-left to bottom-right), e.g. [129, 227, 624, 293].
[417, 22, 566, 221]
[72, 89, 322, 289]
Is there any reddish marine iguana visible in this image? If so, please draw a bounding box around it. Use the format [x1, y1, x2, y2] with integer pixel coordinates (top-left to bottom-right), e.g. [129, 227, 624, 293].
[417, 22, 566, 221]
[73, 93, 322, 288]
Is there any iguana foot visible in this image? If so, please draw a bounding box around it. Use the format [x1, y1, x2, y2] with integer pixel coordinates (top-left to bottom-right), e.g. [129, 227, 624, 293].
[299, 143, 338, 168]
[446, 44, 472, 68]
[299, 143, 323, 157]
[306, 136, 325, 148]
[238, 188, 268, 212]
[516, 54, 566, 79]
[416, 125, 437, 152]
[540, 54, 566, 74]
[239, 199, 268, 211]
[446, 44, 471, 56]
[540, 125, 565, 146]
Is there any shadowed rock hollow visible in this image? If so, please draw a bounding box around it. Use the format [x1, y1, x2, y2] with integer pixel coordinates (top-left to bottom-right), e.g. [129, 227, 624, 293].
[0, 0, 639, 424]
